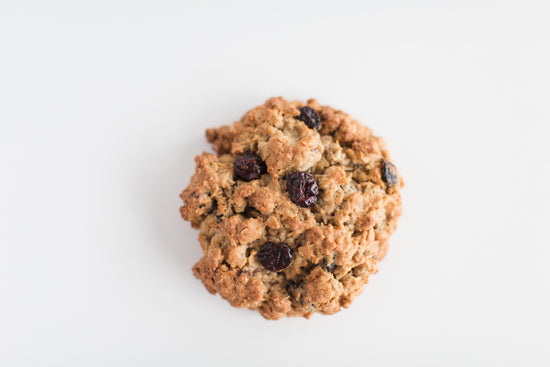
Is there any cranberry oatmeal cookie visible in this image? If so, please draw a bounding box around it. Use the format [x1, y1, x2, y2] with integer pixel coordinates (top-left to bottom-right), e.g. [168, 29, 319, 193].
[180, 97, 403, 319]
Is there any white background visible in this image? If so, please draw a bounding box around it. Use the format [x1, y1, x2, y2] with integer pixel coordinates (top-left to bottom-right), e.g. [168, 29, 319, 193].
[1, 1, 549, 366]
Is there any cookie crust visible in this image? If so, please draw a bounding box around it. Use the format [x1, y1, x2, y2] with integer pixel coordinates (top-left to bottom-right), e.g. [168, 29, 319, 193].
[180, 97, 403, 319]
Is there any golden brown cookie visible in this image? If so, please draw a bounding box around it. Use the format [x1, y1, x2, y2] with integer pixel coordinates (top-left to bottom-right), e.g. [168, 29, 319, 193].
[179, 97, 403, 319]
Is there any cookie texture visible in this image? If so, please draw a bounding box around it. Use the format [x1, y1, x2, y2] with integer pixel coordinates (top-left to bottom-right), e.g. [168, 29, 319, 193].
[180, 97, 403, 319]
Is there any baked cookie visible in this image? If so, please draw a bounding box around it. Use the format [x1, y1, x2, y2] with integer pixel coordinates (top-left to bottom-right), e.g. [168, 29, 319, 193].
[180, 97, 403, 319]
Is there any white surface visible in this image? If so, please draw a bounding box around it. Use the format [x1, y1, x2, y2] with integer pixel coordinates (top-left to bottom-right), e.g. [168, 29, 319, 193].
[1, 1, 549, 366]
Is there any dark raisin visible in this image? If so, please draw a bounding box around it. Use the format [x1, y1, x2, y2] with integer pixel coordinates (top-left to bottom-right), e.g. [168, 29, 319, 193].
[257, 242, 293, 272]
[233, 154, 267, 181]
[286, 172, 318, 208]
[295, 106, 321, 129]
[381, 159, 399, 187]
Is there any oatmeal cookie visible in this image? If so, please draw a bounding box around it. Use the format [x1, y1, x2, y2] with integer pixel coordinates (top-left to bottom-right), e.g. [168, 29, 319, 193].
[179, 97, 403, 319]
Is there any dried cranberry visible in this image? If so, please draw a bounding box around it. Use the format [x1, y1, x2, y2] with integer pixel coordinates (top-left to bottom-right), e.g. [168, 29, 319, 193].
[286, 172, 318, 208]
[381, 159, 398, 187]
[257, 242, 293, 272]
[296, 106, 320, 129]
[233, 154, 267, 181]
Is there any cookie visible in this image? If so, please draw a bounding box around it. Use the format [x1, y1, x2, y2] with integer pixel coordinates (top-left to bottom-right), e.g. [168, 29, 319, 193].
[179, 97, 403, 319]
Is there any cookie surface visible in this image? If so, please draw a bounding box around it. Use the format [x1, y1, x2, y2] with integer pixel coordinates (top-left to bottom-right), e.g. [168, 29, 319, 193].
[179, 97, 403, 319]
